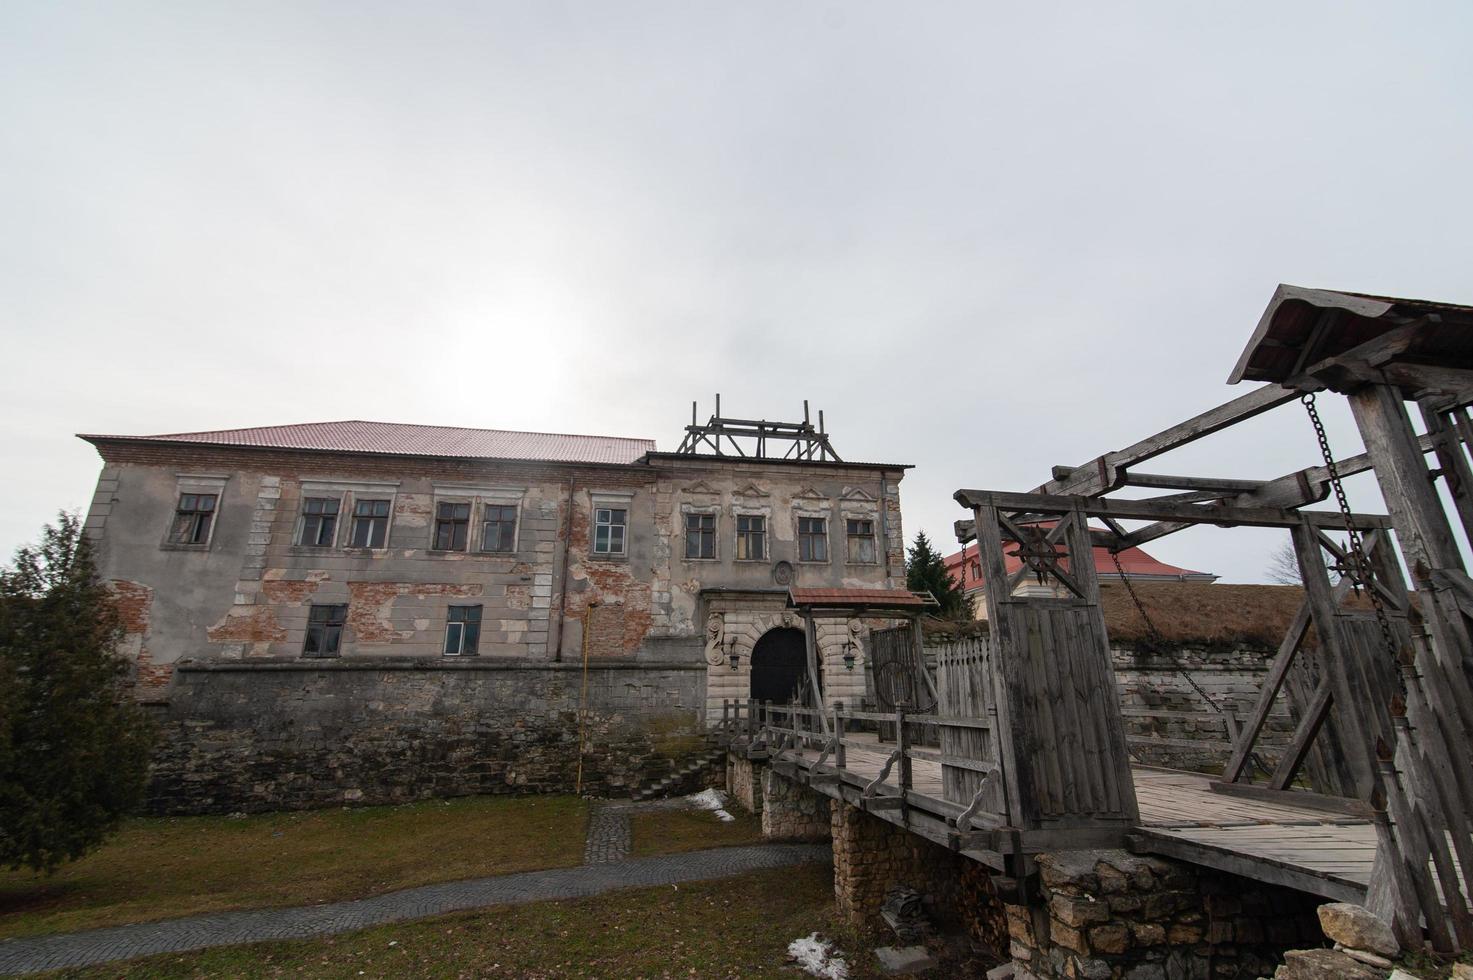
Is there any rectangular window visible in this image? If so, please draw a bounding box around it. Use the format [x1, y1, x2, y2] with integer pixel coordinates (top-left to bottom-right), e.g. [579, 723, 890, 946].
[798, 517, 828, 562]
[685, 512, 716, 559]
[349, 499, 391, 548]
[735, 514, 766, 561]
[303, 604, 347, 657]
[846, 518, 877, 563]
[444, 604, 482, 656]
[433, 502, 470, 551]
[593, 507, 627, 555]
[481, 504, 517, 553]
[298, 497, 339, 547]
[168, 493, 217, 545]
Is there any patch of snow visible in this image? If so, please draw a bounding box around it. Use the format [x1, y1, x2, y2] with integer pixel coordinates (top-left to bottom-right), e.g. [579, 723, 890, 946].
[687, 788, 727, 809]
[787, 933, 849, 980]
[686, 788, 737, 821]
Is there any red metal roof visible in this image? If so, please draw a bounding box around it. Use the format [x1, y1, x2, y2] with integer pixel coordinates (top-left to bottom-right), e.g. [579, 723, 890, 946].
[787, 588, 931, 609]
[80, 420, 657, 466]
[943, 531, 1216, 592]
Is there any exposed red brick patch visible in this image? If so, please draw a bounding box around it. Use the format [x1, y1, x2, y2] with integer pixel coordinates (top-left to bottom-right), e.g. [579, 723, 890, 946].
[109, 580, 153, 635]
[262, 579, 320, 603]
[208, 606, 287, 643]
[571, 564, 652, 655]
[347, 582, 484, 644]
[134, 649, 173, 697]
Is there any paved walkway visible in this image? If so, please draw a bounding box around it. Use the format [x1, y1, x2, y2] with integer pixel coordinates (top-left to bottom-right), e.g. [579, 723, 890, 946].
[0, 842, 827, 975]
[583, 798, 691, 865]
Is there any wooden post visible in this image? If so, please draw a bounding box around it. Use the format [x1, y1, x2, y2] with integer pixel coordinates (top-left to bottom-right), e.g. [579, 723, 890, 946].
[1291, 520, 1380, 798]
[802, 611, 831, 735]
[896, 706, 912, 792]
[1349, 382, 1464, 575]
[835, 708, 847, 770]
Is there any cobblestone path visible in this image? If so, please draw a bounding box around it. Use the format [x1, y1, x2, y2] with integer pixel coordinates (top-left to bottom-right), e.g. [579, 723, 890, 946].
[582, 798, 691, 865]
[0, 843, 828, 976]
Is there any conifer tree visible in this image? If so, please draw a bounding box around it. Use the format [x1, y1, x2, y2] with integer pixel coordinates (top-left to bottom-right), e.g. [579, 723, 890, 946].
[0, 513, 154, 873]
[905, 530, 969, 619]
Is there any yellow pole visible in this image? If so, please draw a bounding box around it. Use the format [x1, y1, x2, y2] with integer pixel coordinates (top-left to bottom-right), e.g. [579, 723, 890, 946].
[575, 604, 593, 794]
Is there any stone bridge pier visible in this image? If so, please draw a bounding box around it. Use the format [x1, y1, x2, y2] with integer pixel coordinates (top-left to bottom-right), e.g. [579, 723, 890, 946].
[729, 756, 1331, 979]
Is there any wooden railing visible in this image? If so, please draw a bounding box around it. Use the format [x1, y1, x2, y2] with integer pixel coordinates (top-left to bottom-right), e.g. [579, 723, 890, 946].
[721, 698, 1005, 832]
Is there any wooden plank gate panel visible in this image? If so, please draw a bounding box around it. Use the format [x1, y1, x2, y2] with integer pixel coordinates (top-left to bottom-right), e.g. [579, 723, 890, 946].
[935, 636, 1003, 812]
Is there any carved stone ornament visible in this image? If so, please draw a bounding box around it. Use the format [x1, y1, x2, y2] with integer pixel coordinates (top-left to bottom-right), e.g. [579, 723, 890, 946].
[771, 560, 794, 586]
[782, 611, 795, 628]
[704, 613, 727, 666]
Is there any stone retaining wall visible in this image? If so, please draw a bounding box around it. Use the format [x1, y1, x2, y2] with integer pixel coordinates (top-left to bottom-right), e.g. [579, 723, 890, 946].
[830, 800, 1007, 950]
[1007, 848, 1325, 980]
[727, 753, 762, 814]
[146, 659, 708, 814]
[760, 769, 831, 841]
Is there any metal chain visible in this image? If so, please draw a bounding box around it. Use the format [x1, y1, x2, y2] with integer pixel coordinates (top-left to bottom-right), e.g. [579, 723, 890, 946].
[1111, 550, 1222, 712]
[1300, 393, 1400, 662]
[1111, 548, 1271, 776]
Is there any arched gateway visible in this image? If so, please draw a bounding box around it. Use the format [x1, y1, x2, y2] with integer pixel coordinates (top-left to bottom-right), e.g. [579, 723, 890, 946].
[748, 627, 810, 704]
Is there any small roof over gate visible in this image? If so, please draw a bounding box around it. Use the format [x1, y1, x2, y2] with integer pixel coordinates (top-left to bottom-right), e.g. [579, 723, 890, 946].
[786, 587, 935, 613]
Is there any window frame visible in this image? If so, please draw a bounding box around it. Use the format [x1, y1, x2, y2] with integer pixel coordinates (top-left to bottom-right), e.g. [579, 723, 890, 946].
[684, 510, 717, 561]
[443, 604, 482, 656]
[734, 512, 767, 562]
[302, 603, 348, 658]
[432, 500, 472, 552]
[479, 502, 519, 554]
[167, 491, 219, 546]
[297, 495, 343, 548]
[347, 497, 393, 550]
[589, 491, 634, 559]
[797, 515, 829, 563]
[593, 506, 628, 556]
[845, 516, 879, 565]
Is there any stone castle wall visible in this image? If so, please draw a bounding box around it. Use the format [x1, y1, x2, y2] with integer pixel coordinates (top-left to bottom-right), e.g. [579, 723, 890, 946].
[1113, 644, 1298, 773]
[1007, 849, 1325, 980]
[145, 659, 708, 814]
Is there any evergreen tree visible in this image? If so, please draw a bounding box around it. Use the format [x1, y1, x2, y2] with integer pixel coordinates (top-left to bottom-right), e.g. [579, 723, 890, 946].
[0, 513, 155, 873]
[905, 530, 969, 619]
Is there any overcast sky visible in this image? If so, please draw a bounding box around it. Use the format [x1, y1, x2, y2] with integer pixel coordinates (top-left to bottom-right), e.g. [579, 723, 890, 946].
[3, 2, 1471, 581]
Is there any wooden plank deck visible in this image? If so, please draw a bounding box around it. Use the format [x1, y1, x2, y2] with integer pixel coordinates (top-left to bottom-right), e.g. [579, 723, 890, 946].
[778, 732, 1378, 902]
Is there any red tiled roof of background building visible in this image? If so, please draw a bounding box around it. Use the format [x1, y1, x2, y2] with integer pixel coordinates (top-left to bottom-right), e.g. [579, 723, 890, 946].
[943, 532, 1216, 592]
[79, 420, 657, 467]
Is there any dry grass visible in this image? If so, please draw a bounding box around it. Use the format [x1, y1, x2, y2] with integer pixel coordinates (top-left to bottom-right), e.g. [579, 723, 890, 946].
[0, 795, 587, 940]
[629, 805, 764, 857]
[51, 864, 856, 980]
[1100, 582, 1309, 648]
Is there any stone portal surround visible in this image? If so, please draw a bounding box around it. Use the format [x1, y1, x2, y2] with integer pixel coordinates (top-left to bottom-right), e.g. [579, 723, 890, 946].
[704, 604, 871, 721]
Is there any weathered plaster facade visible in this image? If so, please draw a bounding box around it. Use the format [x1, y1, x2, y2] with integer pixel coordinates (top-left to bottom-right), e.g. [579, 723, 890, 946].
[79, 422, 907, 808]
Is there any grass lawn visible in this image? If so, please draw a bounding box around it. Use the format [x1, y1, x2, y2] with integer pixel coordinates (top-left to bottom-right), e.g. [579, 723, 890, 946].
[53, 863, 857, 980]
[629, 805, 764, 857]
[0, 795, 587, 941]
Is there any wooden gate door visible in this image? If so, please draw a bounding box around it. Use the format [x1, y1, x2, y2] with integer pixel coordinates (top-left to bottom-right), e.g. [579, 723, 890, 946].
[964, 495, 1140, 833]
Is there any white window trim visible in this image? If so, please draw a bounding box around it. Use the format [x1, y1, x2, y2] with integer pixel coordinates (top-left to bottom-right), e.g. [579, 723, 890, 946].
[590, 490, 634, 557]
